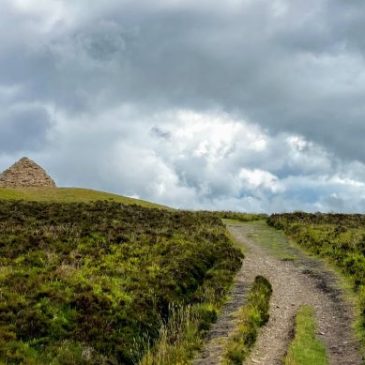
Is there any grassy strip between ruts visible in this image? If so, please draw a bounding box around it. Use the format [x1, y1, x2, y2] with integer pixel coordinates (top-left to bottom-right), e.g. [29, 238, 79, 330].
[222, 276, 272, 365]
[285, 305, 328, 365]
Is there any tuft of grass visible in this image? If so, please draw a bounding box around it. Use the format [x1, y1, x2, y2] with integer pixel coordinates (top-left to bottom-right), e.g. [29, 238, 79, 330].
[0, 187, 167, 209]
[285, 305, 328, 365]
[139, 303, 218, 365]
[223, 276, 272, 365]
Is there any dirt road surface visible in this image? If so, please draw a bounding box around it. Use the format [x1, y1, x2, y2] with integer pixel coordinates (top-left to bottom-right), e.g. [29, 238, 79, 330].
[193, 221, 363, 365]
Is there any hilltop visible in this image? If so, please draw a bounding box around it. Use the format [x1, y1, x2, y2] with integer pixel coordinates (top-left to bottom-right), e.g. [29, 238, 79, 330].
[0, 187, 167, 209]
[0, 157, 166, 209]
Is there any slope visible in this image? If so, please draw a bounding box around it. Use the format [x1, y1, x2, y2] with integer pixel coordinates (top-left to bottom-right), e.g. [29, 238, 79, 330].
[0, 200, 242, 364]
[0, 187, 167, 209]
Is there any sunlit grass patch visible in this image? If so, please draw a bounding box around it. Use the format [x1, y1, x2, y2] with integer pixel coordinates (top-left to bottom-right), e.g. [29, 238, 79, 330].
[285, 305, 328, 365]
[0, 187, 167, 209]
[227, 220, 299, 260]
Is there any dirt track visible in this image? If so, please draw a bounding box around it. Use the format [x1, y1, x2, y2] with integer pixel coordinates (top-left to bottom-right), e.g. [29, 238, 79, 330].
[193, 221, 363, 365]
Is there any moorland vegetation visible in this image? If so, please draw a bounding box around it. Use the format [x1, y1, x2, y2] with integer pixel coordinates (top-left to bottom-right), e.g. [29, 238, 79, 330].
[0, 200, 243, 364]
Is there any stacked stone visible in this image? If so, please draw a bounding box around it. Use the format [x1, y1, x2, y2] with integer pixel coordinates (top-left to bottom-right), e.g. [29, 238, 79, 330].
[0, 157, 56, 188]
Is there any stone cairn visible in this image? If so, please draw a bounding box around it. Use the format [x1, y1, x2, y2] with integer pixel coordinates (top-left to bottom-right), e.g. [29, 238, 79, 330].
[0, 157, 56, 188]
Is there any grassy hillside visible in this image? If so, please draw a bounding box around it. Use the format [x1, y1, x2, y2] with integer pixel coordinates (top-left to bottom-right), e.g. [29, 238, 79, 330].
[0, 187, 166, 209]
[0, 200, 242, 364]
[268, 213, 365, 347]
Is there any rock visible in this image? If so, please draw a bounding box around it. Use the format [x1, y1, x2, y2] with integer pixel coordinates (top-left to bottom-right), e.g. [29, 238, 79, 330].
[0, 157, 56, 188]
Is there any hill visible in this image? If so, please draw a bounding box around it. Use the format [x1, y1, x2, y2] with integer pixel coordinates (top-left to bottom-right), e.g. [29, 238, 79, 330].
[0, 187, 167, 209]
[0, 157, 167, 209]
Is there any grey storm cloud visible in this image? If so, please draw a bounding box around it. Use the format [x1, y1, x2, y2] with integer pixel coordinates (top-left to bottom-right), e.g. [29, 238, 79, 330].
[0, 103, 51, 153]
[1, 0, 365, 212]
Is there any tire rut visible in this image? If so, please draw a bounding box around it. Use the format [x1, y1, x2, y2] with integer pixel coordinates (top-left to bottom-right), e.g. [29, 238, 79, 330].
[192, 262, 255, 365]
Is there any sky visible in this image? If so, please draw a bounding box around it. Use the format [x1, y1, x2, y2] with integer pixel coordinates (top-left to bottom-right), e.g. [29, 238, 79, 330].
[1, 0, 365, 212]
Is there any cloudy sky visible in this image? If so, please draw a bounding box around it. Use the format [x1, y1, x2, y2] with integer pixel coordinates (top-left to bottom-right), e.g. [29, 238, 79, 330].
[1, 0, 365, 212]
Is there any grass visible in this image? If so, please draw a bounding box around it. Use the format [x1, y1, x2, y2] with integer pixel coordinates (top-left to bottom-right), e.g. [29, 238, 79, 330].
[208, 212, 266, 223]
[222, 276, 272, 365]
[285, 305, 328, 365]
[227, 220, 298, 261]
[139, 303, 216, 365]
[0, 187, 167, 209]
[0, 200, 243, 364]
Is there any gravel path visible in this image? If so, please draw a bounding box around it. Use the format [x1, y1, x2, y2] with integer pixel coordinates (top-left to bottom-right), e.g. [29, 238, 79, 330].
[193, 221, 363, 365]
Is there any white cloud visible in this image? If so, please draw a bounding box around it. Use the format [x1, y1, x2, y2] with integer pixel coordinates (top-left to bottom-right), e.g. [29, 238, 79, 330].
[287, 135, 307, 151]
[10, 0, 72, 32]
[238, 168, 283, 193]
[2, 105, 362, 213]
